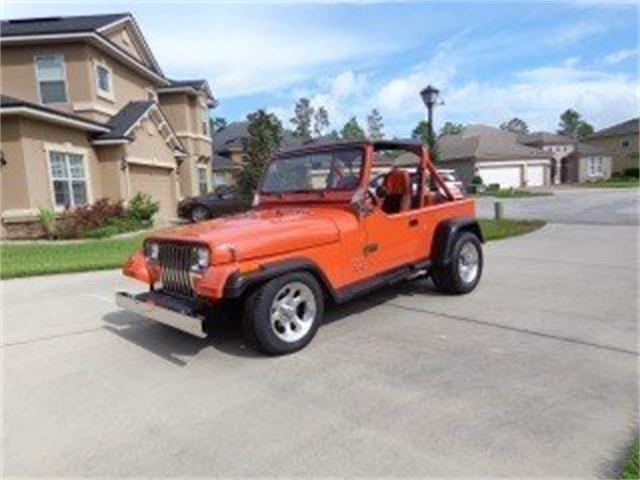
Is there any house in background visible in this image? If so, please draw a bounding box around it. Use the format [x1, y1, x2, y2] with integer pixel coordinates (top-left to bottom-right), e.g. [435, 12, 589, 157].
[438, 125, 553, 188]
[518, 132, 576, 184]
[584, 118, 639, 175]
[561, 143, 613, 183]
[211, 121, 303, 187]
[0, 13, 215, 238]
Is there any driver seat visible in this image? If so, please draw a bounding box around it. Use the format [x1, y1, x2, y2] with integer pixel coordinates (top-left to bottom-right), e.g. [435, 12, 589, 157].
[382, 169, 412, 214]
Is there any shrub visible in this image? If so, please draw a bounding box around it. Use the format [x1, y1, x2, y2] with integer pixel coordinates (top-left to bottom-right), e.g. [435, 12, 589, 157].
[128, 193, 159, 222]
[37, 208, 57, 239]
[471, 175, 484, 185]
[487, 183, 501, 192]
[623, 168, 639, 178]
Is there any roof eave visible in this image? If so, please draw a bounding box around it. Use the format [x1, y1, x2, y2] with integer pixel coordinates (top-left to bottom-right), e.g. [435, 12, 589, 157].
[0, 106, 109, 133]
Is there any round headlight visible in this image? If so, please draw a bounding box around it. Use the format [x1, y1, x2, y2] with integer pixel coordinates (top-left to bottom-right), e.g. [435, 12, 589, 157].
[194, 247, 210, 270]
[145, 242, 159, 260]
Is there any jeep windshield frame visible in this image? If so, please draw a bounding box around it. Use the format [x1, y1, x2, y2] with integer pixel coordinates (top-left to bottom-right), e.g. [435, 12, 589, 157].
[259, 145, 365, 201]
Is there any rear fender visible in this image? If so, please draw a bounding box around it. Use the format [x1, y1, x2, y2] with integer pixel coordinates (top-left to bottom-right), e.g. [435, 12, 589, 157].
[432, 217, 484, 265]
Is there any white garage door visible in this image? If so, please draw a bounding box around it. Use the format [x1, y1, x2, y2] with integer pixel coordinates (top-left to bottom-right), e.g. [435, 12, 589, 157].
[527, 165, 546, 187]
[478, 165, 522, 189]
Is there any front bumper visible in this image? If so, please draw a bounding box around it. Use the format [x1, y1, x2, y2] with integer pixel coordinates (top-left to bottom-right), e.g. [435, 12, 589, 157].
[115, 291, 207, 338]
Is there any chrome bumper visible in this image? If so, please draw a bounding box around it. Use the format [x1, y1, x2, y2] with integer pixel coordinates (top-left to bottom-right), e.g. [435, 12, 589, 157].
[115, 291, 207, 338]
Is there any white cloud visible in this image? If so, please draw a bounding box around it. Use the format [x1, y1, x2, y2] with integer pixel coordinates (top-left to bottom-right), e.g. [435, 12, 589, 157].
[551, 21, 608, 46]
[602, 48, 638, 65]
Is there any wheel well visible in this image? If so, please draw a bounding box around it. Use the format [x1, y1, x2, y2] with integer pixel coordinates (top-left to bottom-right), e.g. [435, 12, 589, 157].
[432, 217, 484, 265]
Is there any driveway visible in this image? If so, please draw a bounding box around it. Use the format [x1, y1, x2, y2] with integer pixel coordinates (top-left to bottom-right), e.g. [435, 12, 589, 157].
[476, 187, 639, 225]
[3, 223, 638, 477]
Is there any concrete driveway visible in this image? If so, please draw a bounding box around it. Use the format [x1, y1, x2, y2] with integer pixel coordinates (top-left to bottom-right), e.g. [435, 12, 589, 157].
[3, 222, 638, 477]
[477, 187, 639, 225]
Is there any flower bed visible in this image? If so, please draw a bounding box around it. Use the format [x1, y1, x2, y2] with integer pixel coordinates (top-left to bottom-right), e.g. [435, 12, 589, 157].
[37, 193, 159, 240]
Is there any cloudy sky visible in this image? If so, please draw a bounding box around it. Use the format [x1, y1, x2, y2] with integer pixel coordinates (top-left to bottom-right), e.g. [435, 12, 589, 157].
[2, 1, 638, 137]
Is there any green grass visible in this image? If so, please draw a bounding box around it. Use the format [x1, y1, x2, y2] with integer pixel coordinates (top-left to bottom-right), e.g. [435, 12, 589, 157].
[621, 436, 639, 479]
[479, 219, 546, 241]
[582, 177, 639, 189]
[477, 189, 553, 198]
[0, 234, 144, 279]
[0, 219, 544, 280]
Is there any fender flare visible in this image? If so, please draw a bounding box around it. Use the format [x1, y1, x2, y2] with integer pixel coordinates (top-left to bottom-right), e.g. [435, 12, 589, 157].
[432, 217, 484, 266]
[223, 258, 337, 301]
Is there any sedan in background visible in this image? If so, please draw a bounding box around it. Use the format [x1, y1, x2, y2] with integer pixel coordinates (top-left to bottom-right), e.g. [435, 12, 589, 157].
[177, 186, 247, 222]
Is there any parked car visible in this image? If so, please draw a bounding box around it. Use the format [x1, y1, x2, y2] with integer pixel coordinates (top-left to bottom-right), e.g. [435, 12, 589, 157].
[117, 140, 484, 355]
[177, 186, 247, 222]
[437, 169, 465, 198]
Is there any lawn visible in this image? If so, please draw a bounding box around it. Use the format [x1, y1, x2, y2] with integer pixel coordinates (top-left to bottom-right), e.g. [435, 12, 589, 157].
[476, 189, 553, 198]
[582, 177, 639, 189]
[480, 219, 545, 241]
[621, 436, 639, 479]
[0, 219, 545, 280]
[0, 234, 145, 279]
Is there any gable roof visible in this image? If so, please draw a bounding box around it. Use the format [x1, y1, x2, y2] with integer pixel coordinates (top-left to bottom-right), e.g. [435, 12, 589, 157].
[439, 124, 552, 162]
[0, 94, 109, 133]
[0, 13, 167, 84]
[92, 101, 155, 142]
[519, 131, 576, 146]
[589, 118, 639, 139]
[0, 13, 129, 36]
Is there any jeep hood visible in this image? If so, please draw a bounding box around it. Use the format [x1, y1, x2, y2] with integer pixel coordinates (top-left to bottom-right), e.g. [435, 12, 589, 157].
[151, 208, 342, 261]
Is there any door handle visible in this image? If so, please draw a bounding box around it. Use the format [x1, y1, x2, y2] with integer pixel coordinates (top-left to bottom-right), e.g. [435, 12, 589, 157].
[409, 218, 419, 227]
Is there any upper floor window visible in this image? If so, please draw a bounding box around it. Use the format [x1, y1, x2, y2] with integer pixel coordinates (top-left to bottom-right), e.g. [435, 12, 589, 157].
[35, 55, 68, 104]
[95, 61, 114, 101]
[621, 139, 631, 149]
[201, 107, 209, 136]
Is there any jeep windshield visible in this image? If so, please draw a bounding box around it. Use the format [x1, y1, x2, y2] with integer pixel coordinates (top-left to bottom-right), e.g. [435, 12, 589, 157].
[261, 148, 364, 194]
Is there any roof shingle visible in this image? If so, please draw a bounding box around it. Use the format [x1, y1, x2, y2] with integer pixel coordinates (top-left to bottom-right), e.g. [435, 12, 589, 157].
[0, 13, 129, 36]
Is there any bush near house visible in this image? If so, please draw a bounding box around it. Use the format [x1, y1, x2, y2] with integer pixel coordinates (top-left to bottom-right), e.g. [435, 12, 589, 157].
[38, 193, 159, 240]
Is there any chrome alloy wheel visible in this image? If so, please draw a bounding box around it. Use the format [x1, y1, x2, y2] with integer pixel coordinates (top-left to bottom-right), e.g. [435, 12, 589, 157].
[458, 241, 480, 284]
[270, 281, 317, 343]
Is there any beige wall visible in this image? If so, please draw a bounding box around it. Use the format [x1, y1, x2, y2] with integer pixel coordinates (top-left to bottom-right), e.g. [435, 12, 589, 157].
[577, 155, 613, 182]
[0, 117, 30, 212]
[103, 23, 147, 65]
[1, 44, 93, 113]
[585, 134, 639, 173]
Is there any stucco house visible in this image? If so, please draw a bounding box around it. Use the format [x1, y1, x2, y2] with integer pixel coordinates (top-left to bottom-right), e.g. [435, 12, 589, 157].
[584, 118, 639, 175]
[0, 13, 215, 238]
[438, 125, 553, 188]
[211, 121, 303, 187]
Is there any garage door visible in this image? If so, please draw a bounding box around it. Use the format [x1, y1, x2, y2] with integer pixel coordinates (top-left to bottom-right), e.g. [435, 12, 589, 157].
[527, 165, 546, 187]
[477, 165, 522, 189]
[129, 165, 176, 222]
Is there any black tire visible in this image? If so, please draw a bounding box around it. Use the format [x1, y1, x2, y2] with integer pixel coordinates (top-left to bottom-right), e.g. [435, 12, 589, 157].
[190, 205, 210, 223]
[243, 271, 324, 355]
[431, 231, 483, 294]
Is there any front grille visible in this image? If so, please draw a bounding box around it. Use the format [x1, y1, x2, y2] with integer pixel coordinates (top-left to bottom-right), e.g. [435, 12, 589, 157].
[158, 243, 196, 297]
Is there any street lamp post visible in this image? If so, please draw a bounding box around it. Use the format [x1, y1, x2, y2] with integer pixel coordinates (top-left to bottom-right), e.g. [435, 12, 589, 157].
[419, 85, 440, 152]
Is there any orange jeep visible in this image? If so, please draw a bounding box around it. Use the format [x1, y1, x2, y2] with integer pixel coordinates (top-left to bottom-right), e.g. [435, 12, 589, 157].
[117, 140, 483, 355]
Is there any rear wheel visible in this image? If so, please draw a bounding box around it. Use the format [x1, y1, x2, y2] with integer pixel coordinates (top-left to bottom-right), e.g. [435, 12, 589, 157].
[243, 272, 324, 355]
[190, 205, 210, 223]
[431, 231, 483, 294]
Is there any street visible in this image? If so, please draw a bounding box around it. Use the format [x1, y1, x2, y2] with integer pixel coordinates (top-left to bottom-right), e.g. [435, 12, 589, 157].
[477, 187, 640, 225]
[2, 215, 638, 476]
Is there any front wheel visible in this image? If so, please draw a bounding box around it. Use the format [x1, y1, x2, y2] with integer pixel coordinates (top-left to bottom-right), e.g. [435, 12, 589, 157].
[243, 272, 324, 355]
[431, 232, 483, 294]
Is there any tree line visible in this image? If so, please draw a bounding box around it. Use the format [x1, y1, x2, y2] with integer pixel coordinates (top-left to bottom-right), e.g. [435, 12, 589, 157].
[215, 99, 596, 198]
